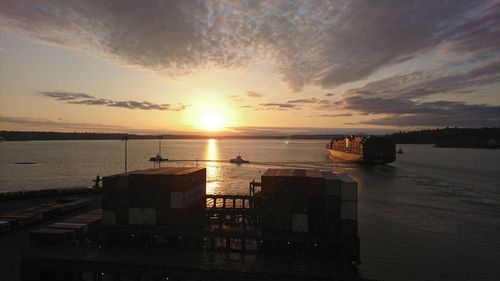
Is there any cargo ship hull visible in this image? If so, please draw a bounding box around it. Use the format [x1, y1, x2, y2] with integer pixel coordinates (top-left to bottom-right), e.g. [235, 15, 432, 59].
[327, 149, 363, 162]
[326, 136, 396, 164]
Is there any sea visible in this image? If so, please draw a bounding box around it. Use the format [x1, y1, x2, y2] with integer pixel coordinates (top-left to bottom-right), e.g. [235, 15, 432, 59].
[0, 139, 499, 281]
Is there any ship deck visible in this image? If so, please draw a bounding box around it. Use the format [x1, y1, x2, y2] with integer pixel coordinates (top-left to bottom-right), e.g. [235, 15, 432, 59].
[22, 245, 365, 281]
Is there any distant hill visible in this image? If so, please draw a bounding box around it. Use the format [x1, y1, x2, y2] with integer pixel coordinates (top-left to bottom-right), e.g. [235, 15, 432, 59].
[0, 131, 341, 141]
[386, 127, 500, 145]
[2, 128, 498, 144]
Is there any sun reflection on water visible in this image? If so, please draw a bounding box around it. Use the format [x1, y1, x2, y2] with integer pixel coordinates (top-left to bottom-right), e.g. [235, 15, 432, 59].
[204, 138, 220, 194]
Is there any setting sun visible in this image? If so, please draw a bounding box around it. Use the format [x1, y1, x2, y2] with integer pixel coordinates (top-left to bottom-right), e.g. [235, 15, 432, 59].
[199, 111, 225, 131]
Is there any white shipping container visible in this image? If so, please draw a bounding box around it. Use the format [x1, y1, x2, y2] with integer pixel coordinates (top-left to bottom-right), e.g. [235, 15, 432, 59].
[337, 174, 358, 201]
[321, 171, 341, 196]
[340, 201, 357, 220]
[292, 213, 308, 232]
[102, 210, 116, 225]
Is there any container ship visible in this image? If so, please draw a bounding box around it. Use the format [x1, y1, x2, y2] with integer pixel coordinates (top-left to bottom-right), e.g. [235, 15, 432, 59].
[3, 167, 366, 280]
[326, 136, 396, 164]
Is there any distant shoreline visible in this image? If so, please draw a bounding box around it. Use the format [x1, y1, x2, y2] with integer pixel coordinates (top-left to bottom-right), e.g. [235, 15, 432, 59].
[0, 131, 341, 141]
[1, 128, 498, 144]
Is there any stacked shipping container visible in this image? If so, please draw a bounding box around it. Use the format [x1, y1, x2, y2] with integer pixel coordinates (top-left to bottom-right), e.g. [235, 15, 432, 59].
[29, 209, 102, 245]
[102, 167, 206, 229]
[327, 137, 364, 154]
[0, 198, 91, 234]
[258, 168, 359, 259]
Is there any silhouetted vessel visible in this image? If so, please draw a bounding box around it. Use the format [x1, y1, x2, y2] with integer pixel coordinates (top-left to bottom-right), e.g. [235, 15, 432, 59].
[149, 154, 168, 162]
[229, 155, 250, 164]
[397, 148, 404, 154]
[149, 136, 168, 161]
[326, 136, 396, 164]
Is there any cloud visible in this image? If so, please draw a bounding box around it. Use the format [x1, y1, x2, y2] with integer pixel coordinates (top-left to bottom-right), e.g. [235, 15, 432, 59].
[344, 60, 500, 100]
[39, 91, 189, 111]
[229, 126, 391, 135]
[38, 91, 94, 101]
[257, 103, 299, 111]
[228, 94, 243, 102]
[0, 116, 127, 130]
[287, 98, 318, 104]
[238, 105, 254, 109]
[327, 60, 500, 127]
[246, 91, 264, 98]
[69, 99, 110, 105]
[2, 1, 498, 91]
[318, 113, 353, 118]
[337, 96, 500, 127]
[107, 101, 187, 111]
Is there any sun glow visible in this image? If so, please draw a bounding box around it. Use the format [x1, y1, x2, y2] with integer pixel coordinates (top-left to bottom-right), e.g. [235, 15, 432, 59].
[200, 111, 225, 131]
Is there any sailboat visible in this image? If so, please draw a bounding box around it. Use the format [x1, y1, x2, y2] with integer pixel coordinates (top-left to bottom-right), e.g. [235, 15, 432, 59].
[149, 136, 168, 162]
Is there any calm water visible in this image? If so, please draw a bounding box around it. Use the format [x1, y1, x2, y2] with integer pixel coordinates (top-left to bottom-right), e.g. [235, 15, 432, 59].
[1, 139, 499, 281]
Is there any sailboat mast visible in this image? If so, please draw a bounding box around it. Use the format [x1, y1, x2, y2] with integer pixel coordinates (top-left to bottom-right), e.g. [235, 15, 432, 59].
[159, 136, 161, 156]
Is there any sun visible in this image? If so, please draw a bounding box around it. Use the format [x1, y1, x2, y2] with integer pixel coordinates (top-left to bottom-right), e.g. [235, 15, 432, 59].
[200, 111, 225, 131]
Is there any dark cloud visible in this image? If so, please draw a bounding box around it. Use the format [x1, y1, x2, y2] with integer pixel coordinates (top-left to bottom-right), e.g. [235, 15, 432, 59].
[258, 103, 299, 110]
[107, 101, 187, 111]
[337, 96, 500, 127]
[344, 60, 500, 100]
[39, 91, 189, 111]
[69, 99, 109, 105]
[287, 98, 318, 104]
[329, 60, 500, 127]
[362, 104, 500, 126]
[38, 91, 94, 101]
[229, 126, 390, 135]
[0, 116, 127, 130]
[2, 1, 498, 91]
[238, 105, 254, 109]
[246, 91, 264, 98]
[319, 114, 353, 118]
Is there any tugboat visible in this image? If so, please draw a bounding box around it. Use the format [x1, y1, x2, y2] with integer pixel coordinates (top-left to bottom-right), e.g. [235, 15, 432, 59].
[149, 154, 168, 162]
[397, 148, 404, 154]
[230, 154, 250, 164]
[149, 136, 168, 162]
[326, 135, 396, 164]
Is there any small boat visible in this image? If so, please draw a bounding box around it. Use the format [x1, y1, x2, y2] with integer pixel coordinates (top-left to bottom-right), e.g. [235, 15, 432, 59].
[397, 148, 404, 154]
[149, 154, 168, 162]
[230, 155, 250, 164]
[149, 136, 168, 162]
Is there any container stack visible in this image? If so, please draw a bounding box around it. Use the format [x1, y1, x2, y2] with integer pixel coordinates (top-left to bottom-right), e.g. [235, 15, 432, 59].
[29, 209, 102, 245]
[337, 173, 358, 236]
[257, 168, 358, 260]
[260, 169, 310, 232]
[328, 137, 364, 154]
[0, 198, 91, 234]
[102, 167, 206, 229]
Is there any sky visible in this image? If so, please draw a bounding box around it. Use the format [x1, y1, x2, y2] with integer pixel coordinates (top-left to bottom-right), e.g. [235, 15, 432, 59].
[0, 0, 499, 135]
